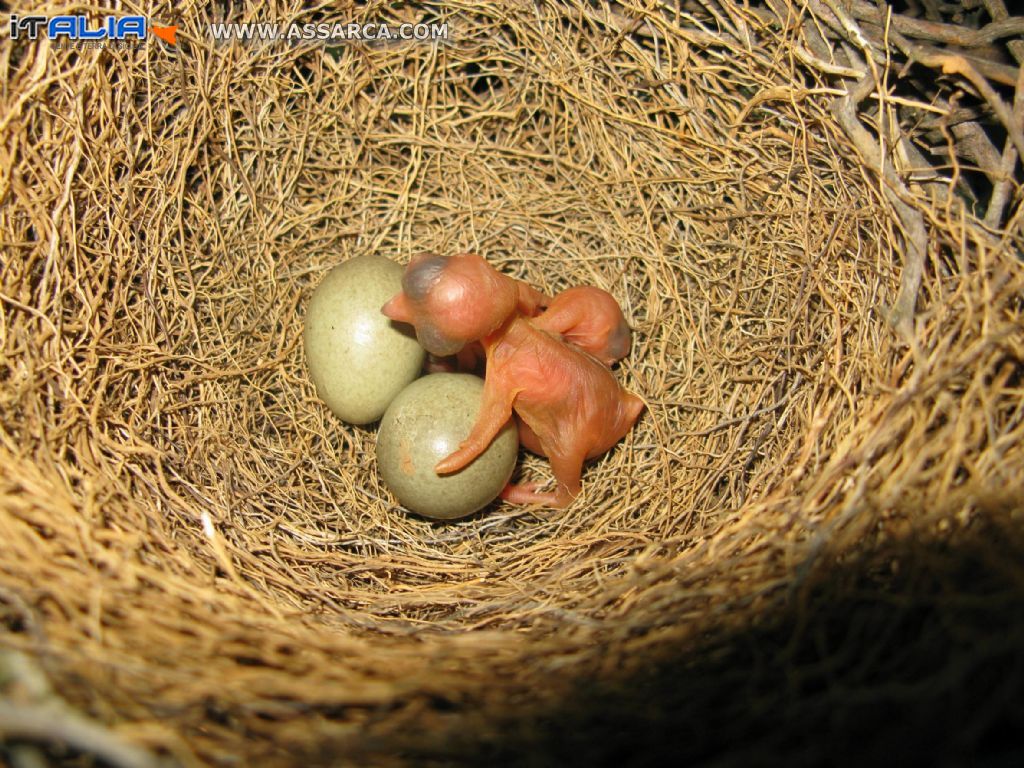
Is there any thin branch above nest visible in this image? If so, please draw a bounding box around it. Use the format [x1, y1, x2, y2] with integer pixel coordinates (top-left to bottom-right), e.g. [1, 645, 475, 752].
[776, 0, 1024, 337]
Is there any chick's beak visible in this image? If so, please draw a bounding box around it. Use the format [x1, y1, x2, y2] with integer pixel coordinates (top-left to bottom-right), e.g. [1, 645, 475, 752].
[381, 293, 415, 324]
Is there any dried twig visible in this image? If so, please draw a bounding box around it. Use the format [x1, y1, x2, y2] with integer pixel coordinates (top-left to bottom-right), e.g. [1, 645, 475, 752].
[0, 650, 160, 768]
[850, 0, 1024, 48]
[0, 702, 161, 768]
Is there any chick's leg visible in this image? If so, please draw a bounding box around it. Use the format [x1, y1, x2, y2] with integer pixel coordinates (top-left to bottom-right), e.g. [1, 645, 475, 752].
[501, 446, 585, 508]
[500, 481, 557, 506]
[548, 447, 586, 508]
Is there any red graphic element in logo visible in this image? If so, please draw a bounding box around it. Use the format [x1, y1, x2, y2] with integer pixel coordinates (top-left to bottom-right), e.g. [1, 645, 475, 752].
[152, 25, 177, 45]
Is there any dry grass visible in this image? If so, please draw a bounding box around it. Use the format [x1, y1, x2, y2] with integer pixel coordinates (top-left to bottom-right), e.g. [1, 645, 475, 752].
[1, 0, 1022, 765]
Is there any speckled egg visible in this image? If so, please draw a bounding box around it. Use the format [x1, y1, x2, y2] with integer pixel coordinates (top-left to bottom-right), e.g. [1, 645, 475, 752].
[304, 254, 425, 424]
[376, 373, 519, 520]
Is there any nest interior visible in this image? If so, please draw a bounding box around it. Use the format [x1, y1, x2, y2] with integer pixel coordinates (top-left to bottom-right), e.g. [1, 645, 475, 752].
[2, 1, 1023, 765]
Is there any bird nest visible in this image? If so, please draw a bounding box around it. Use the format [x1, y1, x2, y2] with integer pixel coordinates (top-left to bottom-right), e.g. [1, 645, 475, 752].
[1, 1, 1023, 765]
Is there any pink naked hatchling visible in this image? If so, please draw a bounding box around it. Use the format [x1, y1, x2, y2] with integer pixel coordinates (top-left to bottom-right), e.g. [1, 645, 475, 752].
[382, 252, 644, 508]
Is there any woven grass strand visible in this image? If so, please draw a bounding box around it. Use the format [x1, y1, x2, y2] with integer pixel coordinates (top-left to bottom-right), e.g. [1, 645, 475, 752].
[1, 1, 1022, 764]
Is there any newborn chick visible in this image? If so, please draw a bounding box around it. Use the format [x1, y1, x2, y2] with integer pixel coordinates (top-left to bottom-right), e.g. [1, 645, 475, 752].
[382, 252, 644, 508]
[532, 285, 631, 366]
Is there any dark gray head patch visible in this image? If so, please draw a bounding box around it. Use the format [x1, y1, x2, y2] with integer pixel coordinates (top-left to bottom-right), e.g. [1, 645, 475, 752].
[403, 254, 449, 301]
[606, 322, 631, 361]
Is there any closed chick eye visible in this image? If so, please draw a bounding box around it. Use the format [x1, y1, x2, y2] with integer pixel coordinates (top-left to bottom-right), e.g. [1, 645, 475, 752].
[417, 321, 464, 357]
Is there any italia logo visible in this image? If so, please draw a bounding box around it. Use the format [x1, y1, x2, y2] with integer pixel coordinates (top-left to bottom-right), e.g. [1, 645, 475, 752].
[9, 15, 177, 45]
[153, 24, 178, 45]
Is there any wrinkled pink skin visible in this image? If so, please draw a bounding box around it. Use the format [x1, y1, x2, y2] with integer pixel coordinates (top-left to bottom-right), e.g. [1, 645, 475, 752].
[382, 253, 644, 508]
[532, 285, 631, 366]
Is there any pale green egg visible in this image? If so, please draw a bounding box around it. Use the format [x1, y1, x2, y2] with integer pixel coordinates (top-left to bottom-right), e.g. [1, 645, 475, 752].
[304, 255, 425, 424]
[376, 373, 519, 520]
